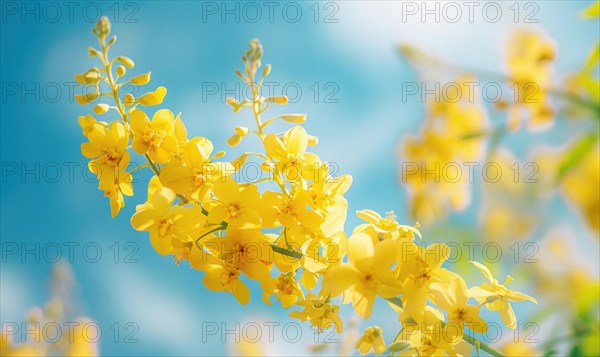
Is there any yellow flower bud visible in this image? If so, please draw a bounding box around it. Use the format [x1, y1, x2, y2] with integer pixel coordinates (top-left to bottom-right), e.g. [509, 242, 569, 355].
[227, 98, 247, 113]
[93, 103, 110, 114]
[75, 68, 101, 85]
[212, 151, 226, 159]
[231, 153, 248, 169]
[308, 135, 319, 146]
[234, 126, 249, 136]
[116, 65, 126, 77]
[123, 93, 135, 106]
[281, 114, 306, 124]
[116, 56, 135, 68]
[93, 16, 111, 38]
[227, 134, 242, 147]
[267, 96, 288, 105]
[262, 64, 271, 77]
[74, 91, 98, 104]
[88, 47, 101, 58]
[138, 86, 167, 106]
[131, 72, 151, 85]
[107, 35, 117, 47]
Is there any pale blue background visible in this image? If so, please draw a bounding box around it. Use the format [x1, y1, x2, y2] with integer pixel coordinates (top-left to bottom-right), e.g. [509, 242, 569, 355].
[1, 1, 598, 356]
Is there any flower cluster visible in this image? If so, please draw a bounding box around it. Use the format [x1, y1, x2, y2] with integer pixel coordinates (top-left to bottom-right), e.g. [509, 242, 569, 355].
[74, 18, 536, 356]
[504, 30, 555, 132]
[401, 77, 488, 225]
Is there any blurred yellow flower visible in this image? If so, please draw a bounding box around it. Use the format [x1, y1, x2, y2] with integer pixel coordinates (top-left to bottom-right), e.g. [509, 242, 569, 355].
[355, 326, 386, 355]
[469, 261, 537, 329]
[506, 30, 555, 132]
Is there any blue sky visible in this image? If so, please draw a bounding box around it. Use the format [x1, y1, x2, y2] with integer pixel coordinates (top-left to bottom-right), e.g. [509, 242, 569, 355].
[1, 1, 598, 356]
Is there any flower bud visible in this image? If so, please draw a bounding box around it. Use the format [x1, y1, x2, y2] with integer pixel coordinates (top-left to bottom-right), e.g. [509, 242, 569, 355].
[227, 98, 245, 113]
[138, 86, 167, 106]
[267, 96, 288, 105]
[93, 103, 110, 114]
[227, 134, 242, 147]
[74, 91, 99, 104]
[75, 68, 101, 85]
[308, 135, 319, 146]
[281, 114, 306, 124]
[234, 126, 249, 136]
[212, 151, 226, 159]
[116, 56, 135, 68]
[93, 16, 111, 38]
[231, 153, 248, 168]
[116, 65, 126, 77]
[131, 72, 151, 85]
[88, 47, 101, 58]
[262, 64, 271, 77]
[123, 93, 135, 106]
[107, 35, 117, 47]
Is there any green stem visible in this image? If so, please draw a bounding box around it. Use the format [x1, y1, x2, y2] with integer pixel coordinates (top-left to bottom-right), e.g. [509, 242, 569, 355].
[195, 225, 227, 246]
[144, 153, 160, 175]
[459, 328, 506, 357]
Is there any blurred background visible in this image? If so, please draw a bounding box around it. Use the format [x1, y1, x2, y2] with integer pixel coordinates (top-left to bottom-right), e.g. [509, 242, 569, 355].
[1, 0, 598, 356]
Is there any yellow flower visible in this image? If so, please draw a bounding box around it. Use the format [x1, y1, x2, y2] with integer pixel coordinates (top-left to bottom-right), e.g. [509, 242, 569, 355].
[0, 336, 46, 357]
[400, 80, 486, 225]
[131, 182, 203, 255]
[264, 126, 320, 182]
[562, 145, 600, 234]
[506, 30, 555, 131]
[77, 114, 106, 138]
[300, 162, 352, 214]
[130, 108, 179, 164]
[501, 338, 541, 357]
[262, 272, 305, 308]
[431, 277, 488, 335]
[64, 319, 99, 357]
[289, 294, 343, 333]
[160, 138, 234, 202]
[323, 233, 402, 318]
[355, 326, 387, 355]
[207, 177, 262, 229]
[355, 210, 421, 241]
[469, 261, 537, 329]
[397, 242, 458, 324]
[395, 307, 472, 357]
[261, 190, 323, 228]
[190, 244, 251, 304]
[98, 152, 133, 217]
[203, 229, 273, 284]
[81, 121, 128, 172]
[173, 113, 189, 152]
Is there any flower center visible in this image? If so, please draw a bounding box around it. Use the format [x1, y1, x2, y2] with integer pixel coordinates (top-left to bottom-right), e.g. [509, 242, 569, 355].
[226, 202, 242, 219]
[143, 127, 166, 148]
[102, 147, 121, 164]
[158, 217, 174, 237]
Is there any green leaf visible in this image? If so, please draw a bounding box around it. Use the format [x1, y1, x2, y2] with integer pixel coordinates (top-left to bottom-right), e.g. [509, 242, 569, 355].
[388, 341, 410, 352]
[557, 133, 599, 180]
[271, 245, 302, 260]
[385, 297, 404, 309]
